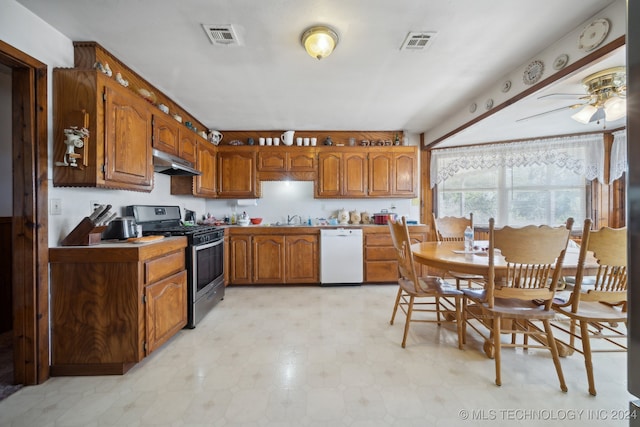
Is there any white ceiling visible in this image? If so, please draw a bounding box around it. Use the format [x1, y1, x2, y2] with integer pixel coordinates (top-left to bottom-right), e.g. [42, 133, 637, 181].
[17, 0, 622, 144]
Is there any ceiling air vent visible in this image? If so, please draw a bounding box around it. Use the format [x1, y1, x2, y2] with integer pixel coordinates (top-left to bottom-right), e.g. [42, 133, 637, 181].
[202, 24, 241, 46]
[400, 31, 437, 51]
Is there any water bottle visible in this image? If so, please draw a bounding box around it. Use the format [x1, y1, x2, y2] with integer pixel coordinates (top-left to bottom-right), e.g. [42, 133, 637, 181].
[464, 226, 474, 252]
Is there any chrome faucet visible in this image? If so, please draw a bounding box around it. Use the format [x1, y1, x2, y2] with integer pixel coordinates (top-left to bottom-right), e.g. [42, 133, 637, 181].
[287, 214, 301, 225]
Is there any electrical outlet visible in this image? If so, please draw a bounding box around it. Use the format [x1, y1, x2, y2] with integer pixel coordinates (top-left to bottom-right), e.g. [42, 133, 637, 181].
[50, 199, 62, 215]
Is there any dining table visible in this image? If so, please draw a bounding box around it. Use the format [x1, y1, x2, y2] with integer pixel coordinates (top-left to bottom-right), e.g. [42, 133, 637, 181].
[410, 240, 598, 357]
[410, 240, 596, 279]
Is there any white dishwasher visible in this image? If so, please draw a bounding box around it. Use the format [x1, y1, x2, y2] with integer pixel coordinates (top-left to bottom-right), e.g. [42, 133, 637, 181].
[320, 228, 363, 285]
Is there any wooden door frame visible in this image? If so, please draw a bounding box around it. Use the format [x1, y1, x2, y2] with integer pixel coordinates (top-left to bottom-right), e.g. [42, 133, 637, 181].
[0, 40, 49, 384]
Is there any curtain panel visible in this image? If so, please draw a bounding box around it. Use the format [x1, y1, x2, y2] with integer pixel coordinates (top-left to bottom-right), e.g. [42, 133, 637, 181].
[610, 129, 627, 183]
[430, 134, 605, 188]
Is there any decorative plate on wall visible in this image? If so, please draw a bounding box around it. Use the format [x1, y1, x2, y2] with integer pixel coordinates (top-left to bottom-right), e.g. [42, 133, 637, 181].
[469, 102, 477, 113]
[578, 18, 609, 52]
[485, 98, 494, 110]
[553, 54, 569, 70]
[523, 60, 544, 85]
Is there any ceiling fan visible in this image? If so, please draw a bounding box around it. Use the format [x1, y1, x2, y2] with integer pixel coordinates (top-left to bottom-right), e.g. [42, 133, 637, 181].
[517, 66, 626, 124]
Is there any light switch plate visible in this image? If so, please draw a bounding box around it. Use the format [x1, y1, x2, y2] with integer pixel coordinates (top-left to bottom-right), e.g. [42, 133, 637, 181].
[50, 199, 62, 215]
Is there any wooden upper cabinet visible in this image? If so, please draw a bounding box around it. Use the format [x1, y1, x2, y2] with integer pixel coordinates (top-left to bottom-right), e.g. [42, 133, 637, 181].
[257, 150, 288, 171]
[152, 113, 179, 156]
[392, 149, 417, 197]
[368, 151, 394, 196]
[317, 152, 342, 197]
[103, 85, 153, 188]
[368, 147, 417, 198]
[217, 147, 259, 198]
[53, 69, 153, 191]
[195, 141, 217, 197]
[179, 130, 198, 165]
[343, 152, 367, 196]
[317, 150, 367, 197]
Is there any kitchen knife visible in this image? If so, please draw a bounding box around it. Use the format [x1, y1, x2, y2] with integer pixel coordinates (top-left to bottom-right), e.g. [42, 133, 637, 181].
[93, 204, 112, 224]
[97, 211, 117, 226]
[88, 204, 106, 222]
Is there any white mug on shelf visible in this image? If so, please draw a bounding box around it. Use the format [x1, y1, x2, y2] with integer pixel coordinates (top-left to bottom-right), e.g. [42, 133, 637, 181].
[303, 137, 310, 146]
[274, 137, 280, 146]
[259, 137, 265, 146]
[310, 137, 317, 146]
[296, 137, 303, 146]
[266, 137, 273, 146]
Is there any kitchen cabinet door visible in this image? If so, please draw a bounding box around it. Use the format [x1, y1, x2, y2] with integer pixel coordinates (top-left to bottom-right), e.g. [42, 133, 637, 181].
[288, 151, 316, 171]
[317, 152, 342, 197]
[152, 113, 179, 156]
[179, 129, 198, 165]
[195, 141, 217, 197]
[145, 270, 187, 354]
[257, 150, 287, 171]
[285, 235, 318, 283]
[103, 86, 153, 188]
[253, 235, 285, 283]
[218, 149, 259, 198]
[342, 152, 368, 197]
[393, 150, 417, 196]
[368, 152, 393, 197]
[229, 235, 252, 284]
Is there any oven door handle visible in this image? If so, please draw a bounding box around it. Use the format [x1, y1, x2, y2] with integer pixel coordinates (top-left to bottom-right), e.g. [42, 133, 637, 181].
[193, 238, 224, 251]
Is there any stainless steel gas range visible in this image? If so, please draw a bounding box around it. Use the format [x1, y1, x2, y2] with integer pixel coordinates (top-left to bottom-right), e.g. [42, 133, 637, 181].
[126, 205, 224, 328]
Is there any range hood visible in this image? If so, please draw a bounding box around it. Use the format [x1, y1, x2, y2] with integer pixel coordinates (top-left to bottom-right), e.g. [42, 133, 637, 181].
[152, 149, 202, 176]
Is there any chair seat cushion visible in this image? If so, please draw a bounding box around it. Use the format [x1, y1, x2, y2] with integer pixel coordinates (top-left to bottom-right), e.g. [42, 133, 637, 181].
[554, 301, 627, 322]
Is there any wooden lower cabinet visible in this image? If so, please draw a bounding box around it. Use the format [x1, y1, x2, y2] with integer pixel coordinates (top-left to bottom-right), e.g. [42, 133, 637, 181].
[253, 235, 286, 283]
[285, 234, 319, 283]
[229, 229, 319, 285]
[49, 237, 187, 375]
[363, 226, 428, 283]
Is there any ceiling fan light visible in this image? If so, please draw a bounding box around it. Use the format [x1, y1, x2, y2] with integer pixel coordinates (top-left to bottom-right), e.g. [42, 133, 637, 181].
[604, 96, 626, 121]
[571, 104, 598, 124]
[301, 26, 338, 60]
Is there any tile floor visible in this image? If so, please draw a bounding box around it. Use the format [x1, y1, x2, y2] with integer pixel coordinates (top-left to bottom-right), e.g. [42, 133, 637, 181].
[0, 285, 633, 426]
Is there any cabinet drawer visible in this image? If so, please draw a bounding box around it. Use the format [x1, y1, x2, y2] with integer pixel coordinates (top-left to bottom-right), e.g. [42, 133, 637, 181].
[145, 249, 185, 284]
[365, 234, 393, 246]
[365, 261, 399, 282]
[365, 246, 395, 261]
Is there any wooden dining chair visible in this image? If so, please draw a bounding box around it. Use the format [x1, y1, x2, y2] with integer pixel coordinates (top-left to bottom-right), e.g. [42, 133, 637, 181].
[432, 212, 484, 289]
[462, 217, 574, 391]
[552, 218, 627, 396]
[388, 216, 464, 349]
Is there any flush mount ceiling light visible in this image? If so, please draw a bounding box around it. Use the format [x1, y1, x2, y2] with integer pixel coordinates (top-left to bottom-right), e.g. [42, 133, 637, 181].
[301, 26, 339, 60]
[571, 66, 627, 124]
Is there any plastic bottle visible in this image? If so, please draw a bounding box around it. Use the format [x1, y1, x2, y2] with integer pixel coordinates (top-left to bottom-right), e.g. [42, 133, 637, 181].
[464, 226, 474, 252]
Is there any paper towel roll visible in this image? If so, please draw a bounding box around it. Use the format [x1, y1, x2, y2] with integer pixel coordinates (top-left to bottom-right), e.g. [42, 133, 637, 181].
[237, 199, 258, 206]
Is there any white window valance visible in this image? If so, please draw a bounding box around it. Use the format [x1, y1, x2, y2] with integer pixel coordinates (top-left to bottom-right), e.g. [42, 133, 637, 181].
[430, 134, 605, 188]
[610, 129, 627, 183]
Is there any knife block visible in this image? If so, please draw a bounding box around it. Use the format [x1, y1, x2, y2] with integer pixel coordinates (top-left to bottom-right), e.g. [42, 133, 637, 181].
[61, 217, 107, 246]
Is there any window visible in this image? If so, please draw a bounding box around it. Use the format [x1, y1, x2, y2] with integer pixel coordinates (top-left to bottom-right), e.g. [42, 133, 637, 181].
[431, 135, 604, 228]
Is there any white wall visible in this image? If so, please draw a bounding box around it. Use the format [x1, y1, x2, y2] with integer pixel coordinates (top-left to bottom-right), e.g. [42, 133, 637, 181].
[203, 180, 420, 226]
[0, 65, 11, 216]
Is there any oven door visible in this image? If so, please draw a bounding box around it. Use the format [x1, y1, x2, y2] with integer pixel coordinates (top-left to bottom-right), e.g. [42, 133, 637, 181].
[188, 237, 225, 328]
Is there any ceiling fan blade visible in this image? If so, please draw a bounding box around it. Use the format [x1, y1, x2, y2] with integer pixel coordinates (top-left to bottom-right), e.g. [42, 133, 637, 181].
[516, 104, 585, 122]
[537, 93, 594, 100]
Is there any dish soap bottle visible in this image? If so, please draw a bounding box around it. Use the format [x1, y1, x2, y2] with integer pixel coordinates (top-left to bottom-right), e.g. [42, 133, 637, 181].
[464, 226, 474, 252]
